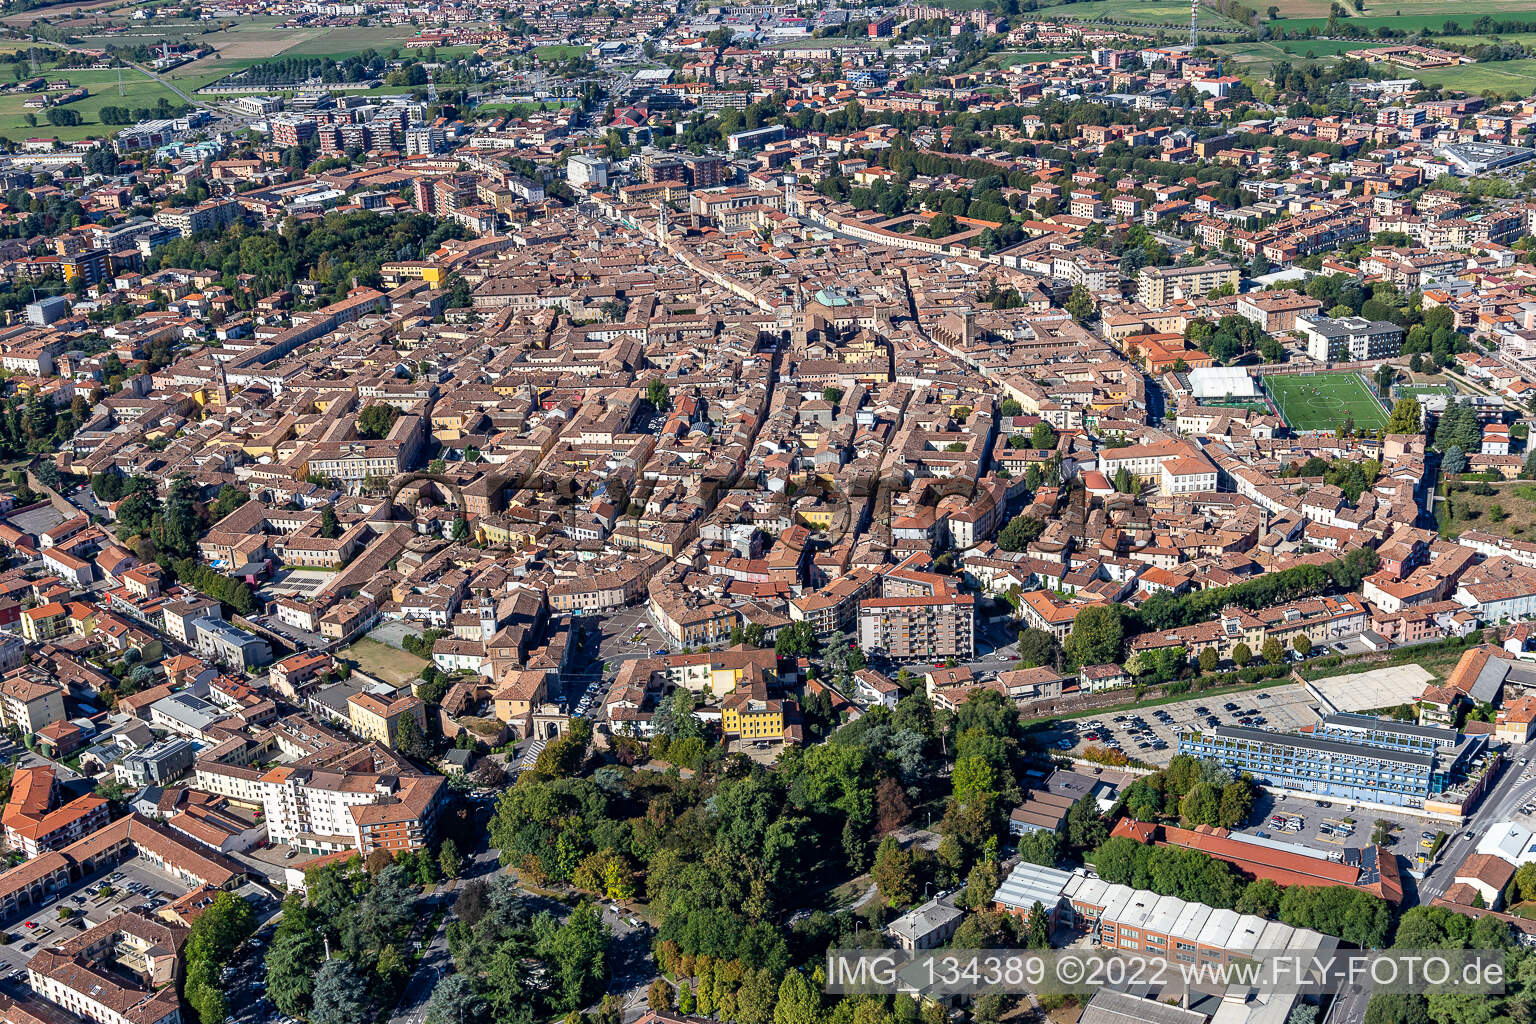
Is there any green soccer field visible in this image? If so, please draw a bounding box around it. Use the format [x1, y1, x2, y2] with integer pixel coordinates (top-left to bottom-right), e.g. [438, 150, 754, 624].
[1262, 373, 1389, 434]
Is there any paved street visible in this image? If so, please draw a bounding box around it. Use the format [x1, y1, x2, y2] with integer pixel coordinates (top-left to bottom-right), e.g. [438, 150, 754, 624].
[1421, 740, 1536, 900]
[389, 845, 501, 1024]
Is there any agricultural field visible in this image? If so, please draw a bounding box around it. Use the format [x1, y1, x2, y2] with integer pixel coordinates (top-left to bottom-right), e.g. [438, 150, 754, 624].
[283, 25, 451, 58]
[1392, 59, 1536, 95]
[1262, 372, 1389, 434]
[1265, 0, 1536, 19]
[0, 67, 186, 142]
[1269, 12, 1536, 34]
[1026, 0, 1251, 30]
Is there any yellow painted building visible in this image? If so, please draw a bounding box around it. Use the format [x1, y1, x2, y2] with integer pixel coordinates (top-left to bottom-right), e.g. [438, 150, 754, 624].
[721, 690, 784, 740]
[347, 691, 427, 748]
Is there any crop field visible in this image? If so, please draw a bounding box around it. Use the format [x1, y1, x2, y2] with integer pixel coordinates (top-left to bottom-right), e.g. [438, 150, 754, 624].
[1393, 59, 1536, 95]
[1263, 373, 1388, 434]
[1031, 0, 1250, 29]
[1270, 12, 1536, 33]
[282, 25, 448, 57]
[936, 0, 1248, 29]
[0, 67, 186, 142]
[1267, 0, 1536, 18]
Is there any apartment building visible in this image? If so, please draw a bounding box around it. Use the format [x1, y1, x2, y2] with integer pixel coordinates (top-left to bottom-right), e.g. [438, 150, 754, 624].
[789, 566, 881, 635]
[192, 617, 272, 671]
[0, 670, 66, 734]
[2, 766, 110, 860]
[153, 198, 241, 238]
[249, 764, 445, 856]
[720, 682, 790, 742]
[1234, 291, 1324, 333]
[1136, 263, 1239, 307]
[858, 593, 976, 661]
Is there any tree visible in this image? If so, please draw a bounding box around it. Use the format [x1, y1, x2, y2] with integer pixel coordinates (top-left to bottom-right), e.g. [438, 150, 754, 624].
[647, 379, 670, 411]
[319, 505, 340, 539]
[775, 621, 818, 658]
[1016, 628, 1059, 669]
[439, 838, 461, 879]
[1198, 647, 1219, 673]
[357, 404, 401, 439]
[423, 974, 488, 1024]
[1064, 605, 1123, 666]
[1293, 635, 1312, 659]
[1029, 422, 1057, 450]
[1217, 780, 1254, 828]
[1364, 994, 1430, 1024]
[539, 902, 608, 1011]
[872, 836, 916, 906]
[1065, 283, 1094, 321]
[1262, 637, 1285, 666]
[648, 980, 675, 1012]
[1025, 902, 1051, 948]
[1442, 444, 1466, 474]
[1385, 396, 1421, 434]
[265, 897, 324, 1016]
[310, 959, 371, 1024]
[1231, 642, 1251, 667]
[773, 970, 823, 1024]
[1179, 782, 1220, 826]
[1017, 828, 1063, 867]
[1376, 363, 1394, 398]
[451, 515, 470, 542]
[997, 513, 1044, 551]
[1066, 795, 1107, 850]
[396, 713, 430, 758]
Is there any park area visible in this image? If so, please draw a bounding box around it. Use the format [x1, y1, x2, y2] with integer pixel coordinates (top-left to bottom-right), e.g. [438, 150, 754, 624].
[1261, 372, 1388, 434]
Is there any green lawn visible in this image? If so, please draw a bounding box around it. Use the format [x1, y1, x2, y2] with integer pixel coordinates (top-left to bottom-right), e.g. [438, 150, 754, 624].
[532, 44, 591, 62]
[1395, 384, 1455, 400]
[1262, 372, 1388, 434]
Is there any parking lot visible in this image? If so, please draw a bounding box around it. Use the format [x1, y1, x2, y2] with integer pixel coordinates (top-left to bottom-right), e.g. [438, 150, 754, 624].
[596, 605, 667, 664]
[1043, 684, 1325, 766]
[0, 857, 206, 980]
[1227, 791, 1444, 865]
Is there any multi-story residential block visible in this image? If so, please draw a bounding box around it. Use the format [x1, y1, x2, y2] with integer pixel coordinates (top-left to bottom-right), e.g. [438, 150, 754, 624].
[192, 617, 272, 670]
[1136, 263, 1239, 307]
[2, 766, 110, 860]
[206, 761, 446, 856]
[115, 738, 198, 788]
[858, 593, 976, 661]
